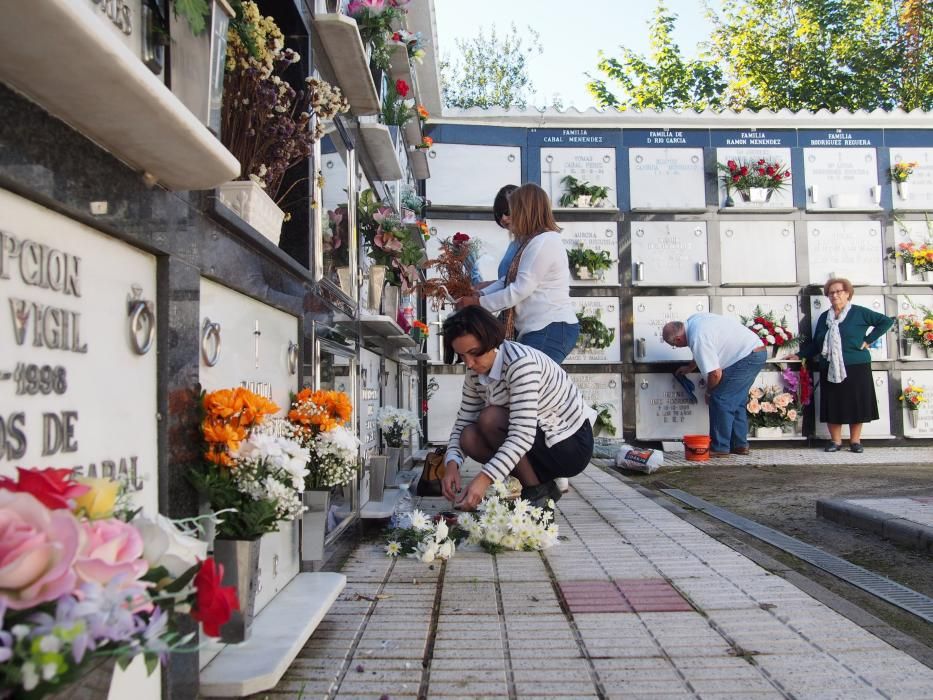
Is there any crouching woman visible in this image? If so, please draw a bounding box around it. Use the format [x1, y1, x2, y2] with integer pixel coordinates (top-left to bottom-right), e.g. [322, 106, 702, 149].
[441, 306, 595, 510]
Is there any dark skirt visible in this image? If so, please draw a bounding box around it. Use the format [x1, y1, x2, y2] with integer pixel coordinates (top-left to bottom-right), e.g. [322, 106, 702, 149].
[819, 362, 879, 424]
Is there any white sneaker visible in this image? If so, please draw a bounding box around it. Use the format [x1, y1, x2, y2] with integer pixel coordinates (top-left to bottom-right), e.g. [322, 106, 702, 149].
[555, 477, 570, 493]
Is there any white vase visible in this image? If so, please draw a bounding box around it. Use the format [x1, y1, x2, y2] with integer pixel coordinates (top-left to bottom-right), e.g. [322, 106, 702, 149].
[217, 180, 285, 245]
[368, 265, 386, 311]
[382, 284, 400, 320]
[575, 195, 592, 208]
[925, 270, 933, 283]
[897, 182, 910, 201]
[754, 426, 783, 438]
[336, 266, 352, 296]
[742, 187, 771, 203]
[300, 490, 330, 562]
[907, 410, 919, 428]
[904, 261, 915, 281]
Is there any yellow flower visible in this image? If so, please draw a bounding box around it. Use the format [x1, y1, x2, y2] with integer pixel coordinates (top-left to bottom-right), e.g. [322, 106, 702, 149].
[74, 477, 121, 519]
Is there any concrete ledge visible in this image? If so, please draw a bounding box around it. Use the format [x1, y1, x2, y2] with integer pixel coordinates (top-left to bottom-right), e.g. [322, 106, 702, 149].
[199, 572, 346, 697]
[817, 498, 933, 554]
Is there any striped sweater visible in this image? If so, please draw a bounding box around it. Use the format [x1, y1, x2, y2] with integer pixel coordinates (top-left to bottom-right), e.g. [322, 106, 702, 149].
[445, 340, 597, 482]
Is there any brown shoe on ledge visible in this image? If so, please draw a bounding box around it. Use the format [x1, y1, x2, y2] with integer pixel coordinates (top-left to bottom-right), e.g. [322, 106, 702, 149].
[731, 446, 750, 455]
[709, 450, 731, 457]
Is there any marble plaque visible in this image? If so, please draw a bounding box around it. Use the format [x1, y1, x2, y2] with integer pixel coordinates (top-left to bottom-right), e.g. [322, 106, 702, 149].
[720, 221, 797, 285]
[890, 147, 933, 210]
[199, 279, 299, 412]
[571, 372, 623, 439]
[635, 372, 709, 440]
[814, 370, 891, 439]
[803, 148, 880, 210]
[426, 372, 466, 443]
[714, 147, 794, 208]
[425, 218, 511, 284]
[540, 147, 617, 209]
[630, 222, 709, 287]
[0, 189, 159, 515]
[810, 295, 889, 361]
[359, 348, 382, 456]
[890, 220, 933, 285]
[899, 370, 933, 437]
[567, 297, 621, 363]
[895, 294, 933, 361]
[628, 148, 706, 210]
[632, 296, 710, 363]
[806, 221, 884, 286]
[426, 143, 522, 207]
[722, 296, 800, 361]
[561, 221, 619, 286]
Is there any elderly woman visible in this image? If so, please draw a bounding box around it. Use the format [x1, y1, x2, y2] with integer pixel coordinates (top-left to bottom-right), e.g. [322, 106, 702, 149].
[456, 183, 579, 363]
[804, 277, 894, 452]
[440, 306, 594, 510]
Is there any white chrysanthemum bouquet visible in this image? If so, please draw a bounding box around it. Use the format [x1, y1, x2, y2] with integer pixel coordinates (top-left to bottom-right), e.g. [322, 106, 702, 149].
[384, 509, 457, 563]
[456, 479, 559, 554]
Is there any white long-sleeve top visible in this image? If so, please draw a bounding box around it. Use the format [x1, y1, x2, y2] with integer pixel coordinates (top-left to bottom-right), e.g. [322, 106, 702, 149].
[445, 341, 597, 482]
[479, 231, 577, 335]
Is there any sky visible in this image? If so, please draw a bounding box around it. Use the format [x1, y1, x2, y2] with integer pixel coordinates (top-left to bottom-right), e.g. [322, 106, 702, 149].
[433, 0, 722, 110]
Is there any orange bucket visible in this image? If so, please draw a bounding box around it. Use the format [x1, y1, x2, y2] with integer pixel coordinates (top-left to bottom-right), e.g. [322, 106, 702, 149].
[682, 434, 711, 462]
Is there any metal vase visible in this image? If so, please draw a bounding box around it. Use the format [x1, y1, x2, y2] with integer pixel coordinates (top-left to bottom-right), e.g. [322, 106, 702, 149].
[213, 538, 261, 643]
[368, 455, 388, 501]
[901, 338, 913, 357]
[908, 410, 919, 429]
[300, 490, 330, 562]
[382, 284, 400, 320]
[384, 446, 401, 487]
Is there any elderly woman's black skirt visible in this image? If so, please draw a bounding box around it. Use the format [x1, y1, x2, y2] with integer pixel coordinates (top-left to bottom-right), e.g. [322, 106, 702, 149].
[819, 362, 879, 424]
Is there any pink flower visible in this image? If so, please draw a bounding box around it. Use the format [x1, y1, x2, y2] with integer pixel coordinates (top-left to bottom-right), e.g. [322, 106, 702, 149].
[749, 388, 763, 400]
[374, 231, 403, 252]
[746, 399, 761, 414]
[773, 392, 794, 409]
[786, 409, 798, 421]
[75, 519, 148, 592]
[760, 401, 776, 413]
[0, 491, 82, 610]
[372, 206, 393, 224]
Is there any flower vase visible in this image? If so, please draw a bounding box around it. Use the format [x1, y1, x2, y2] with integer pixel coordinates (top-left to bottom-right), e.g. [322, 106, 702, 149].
[574, 195, 592, 208]
[897, 182, 910, 201]
[336, 266, 352, 296]
[401, 443, 412, 469]
[573, 265, 592, 281]
[904, 261, 915, 281]
[368, 455, 387, 502]
[925, 270, 933, 283]
[926, 346, 933, 359]
[384, 446, 401, 487]
[901, 338, 914, 357]
[741, 188, 771, 204]
[754, 426, 783, 438]
[382, 284, 400, 320]
[213, 538, 261, 643]
[368, 265, 386, 312]
[907, 410, 919, 428]
[217, 180, 285, 246]
[300, 490, 330, 562]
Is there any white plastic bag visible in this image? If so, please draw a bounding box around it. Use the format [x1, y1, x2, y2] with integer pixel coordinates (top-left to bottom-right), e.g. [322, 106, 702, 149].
[614, 444, 664, 474]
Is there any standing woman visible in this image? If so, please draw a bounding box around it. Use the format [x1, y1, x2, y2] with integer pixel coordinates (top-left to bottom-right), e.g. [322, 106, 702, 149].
[456, 183, 579, 363]
[805, 277, 894, 452]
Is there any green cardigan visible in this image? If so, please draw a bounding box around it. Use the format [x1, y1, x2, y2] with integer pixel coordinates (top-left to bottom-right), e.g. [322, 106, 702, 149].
[807, 304, 894, 367]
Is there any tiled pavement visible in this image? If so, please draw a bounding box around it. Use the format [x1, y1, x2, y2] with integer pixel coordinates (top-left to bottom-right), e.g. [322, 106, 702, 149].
[840, 497, 933, 528]
[252, 464, 933, 699]
[657, 445, 933, 468]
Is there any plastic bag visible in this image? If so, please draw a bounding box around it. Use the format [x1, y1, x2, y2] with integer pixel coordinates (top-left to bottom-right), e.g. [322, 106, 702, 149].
[614, 444, 664, 474]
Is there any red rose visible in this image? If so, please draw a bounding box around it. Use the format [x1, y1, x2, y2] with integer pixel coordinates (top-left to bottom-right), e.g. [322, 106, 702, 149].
[395, 79, 410, 98]
[453, 232, 470, 243]
[758, 158, 766, 165]
[0, 467, 90, 510]
[727, 160, 737, 170]
[740, 166, 748, 175]
[392, 32, 401, 41]
[191, 557, 239, 637]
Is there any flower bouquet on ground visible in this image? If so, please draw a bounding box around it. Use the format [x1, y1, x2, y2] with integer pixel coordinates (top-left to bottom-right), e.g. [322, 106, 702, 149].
[717, 158, 791, 202]
[384, 509, 458, 563]
[739, 306, 799, 351]
[746, 384, 802, 432]
[287, 389, 359, 490]
[191, 387, 309, 540]
[376, 406, 421, 448]
[0, 468, 238, 697]
[455, 479, 559, 554]
[420, 232, 481, 308]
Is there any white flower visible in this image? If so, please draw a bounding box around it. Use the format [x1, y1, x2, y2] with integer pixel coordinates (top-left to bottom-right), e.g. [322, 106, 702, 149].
[385, 541, 402, 556]
[132, 513, 208, 577]
[417, 542, 438, 563]
[765, 334, 775, 344]
[409, 510, 431, 531]
[21, 663, 39, 691]
[434, 519, 449, 542]
[437, 539, 455, 560]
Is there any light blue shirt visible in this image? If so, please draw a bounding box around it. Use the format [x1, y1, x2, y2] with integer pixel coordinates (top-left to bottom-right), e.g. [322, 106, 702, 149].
[685, 313, 761, 375]
[497, 239, 521, 279]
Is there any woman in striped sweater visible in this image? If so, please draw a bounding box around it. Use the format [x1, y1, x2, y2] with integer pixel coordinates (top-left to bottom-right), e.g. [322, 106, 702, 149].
[441, 306, 595, 511]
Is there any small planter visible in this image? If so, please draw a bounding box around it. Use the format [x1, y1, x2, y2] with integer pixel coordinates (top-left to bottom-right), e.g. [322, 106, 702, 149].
[907, 410, 919, 428]
[753, 426, 784, 438]
[300, 490, 330, 562]
[740, 187, 772, 203]
[213, 537, 261, 643]
[572, 266, 606, 281]
[897, 182, 910, 201]
[218, 180, 285, 245]
[384, 446, 401, 487]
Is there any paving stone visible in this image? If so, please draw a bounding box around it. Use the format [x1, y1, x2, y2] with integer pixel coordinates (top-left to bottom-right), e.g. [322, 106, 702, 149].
[425, 680, 510, 695]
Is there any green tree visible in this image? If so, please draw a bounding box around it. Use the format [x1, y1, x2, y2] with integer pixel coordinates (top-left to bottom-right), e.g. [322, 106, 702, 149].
[440, 23, 542, 109]
[586, 2, 726, 110]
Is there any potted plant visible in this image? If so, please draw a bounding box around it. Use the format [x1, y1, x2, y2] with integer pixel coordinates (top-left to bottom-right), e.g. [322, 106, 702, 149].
[376, 406, 422, 485]
[567, 246, 613, 281]
[575, 310, 615, 351]
[0, 467, 239, 697]
[559, 175, 611, 208]
[286, 388, 359, 560]
[746, 383, 802, 438]
[739, 306, 800, 357]
[899, 383, 926, 428]
[218, 1, 349, 244]
[717, 158, 791, 204]
[890, 161, 919, 201]
[191, 386, 308, 641]
[347, 0, 410, 70]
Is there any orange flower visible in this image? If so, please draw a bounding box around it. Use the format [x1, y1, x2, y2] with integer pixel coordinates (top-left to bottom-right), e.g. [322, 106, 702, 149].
[422, 136, 433, 147]
[417, 104, 429, 119]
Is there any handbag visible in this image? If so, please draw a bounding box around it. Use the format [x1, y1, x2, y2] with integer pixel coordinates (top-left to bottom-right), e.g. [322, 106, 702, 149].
[416, 446, 446, 497]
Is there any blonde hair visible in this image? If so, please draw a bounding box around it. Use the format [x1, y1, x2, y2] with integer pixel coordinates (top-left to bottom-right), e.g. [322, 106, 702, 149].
[508, 183, 561, 241]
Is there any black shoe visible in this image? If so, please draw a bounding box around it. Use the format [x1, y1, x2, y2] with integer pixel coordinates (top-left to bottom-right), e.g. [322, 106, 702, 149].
[521, 480, 562, 509]
[849, 443, 864, 453]
[824, 443, 841, 452]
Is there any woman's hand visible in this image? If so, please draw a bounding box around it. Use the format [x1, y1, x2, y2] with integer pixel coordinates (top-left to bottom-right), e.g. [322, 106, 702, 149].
[455, 295, 480, 310]
[455, 472, 492, 511]
[441, 461, 461, 502]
